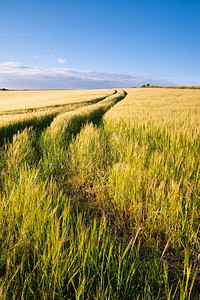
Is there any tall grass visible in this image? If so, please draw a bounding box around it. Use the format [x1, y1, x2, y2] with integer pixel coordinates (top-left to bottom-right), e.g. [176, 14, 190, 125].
[40, 90, 126, 178]
[0, 88, 199, 298]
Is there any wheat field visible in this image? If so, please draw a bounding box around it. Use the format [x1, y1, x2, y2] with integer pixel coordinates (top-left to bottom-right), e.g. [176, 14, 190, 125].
[0, 89, 115, 146]
[0, 89, 114, 112]
[0, 88, 199, 299]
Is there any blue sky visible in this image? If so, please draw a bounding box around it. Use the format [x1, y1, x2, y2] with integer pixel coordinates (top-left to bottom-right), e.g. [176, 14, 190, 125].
[0, 0, 200, 89]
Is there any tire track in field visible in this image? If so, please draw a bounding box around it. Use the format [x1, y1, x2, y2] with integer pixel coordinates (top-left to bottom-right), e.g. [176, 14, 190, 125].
[0, 91, 117, 147]
[46, 89, 127, 144]
[0, 90, 117, 116]
[39, 89, 127, 178]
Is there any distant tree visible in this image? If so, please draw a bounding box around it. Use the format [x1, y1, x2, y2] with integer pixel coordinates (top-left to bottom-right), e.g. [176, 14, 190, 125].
[146, 83, 150, 88]
[0, 88, 7, 91]
[141, 84, 145, 88]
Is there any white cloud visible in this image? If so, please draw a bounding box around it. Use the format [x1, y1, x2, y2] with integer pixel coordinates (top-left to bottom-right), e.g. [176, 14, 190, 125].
[57, 58, 66, 64]
[0, 61, 174, 89]
[0, 62, 23, 69]
[0, 62, 31, 70]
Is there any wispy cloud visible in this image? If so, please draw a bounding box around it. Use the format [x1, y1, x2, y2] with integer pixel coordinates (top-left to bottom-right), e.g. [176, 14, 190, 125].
[57, 58, 66, 64]
[0, 62, 30, 69]
[0, 61, 174, 89]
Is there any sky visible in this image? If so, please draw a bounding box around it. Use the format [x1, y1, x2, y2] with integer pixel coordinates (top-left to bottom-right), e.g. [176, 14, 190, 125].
[0, 0, 200, 89]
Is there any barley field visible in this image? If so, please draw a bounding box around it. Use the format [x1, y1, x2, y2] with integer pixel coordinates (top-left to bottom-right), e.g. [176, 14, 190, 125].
[0, 88, 199, 299]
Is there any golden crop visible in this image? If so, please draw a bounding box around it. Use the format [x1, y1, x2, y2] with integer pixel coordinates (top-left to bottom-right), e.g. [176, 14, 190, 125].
[105, 88, 200, 137]
[0, 89, 114, 113]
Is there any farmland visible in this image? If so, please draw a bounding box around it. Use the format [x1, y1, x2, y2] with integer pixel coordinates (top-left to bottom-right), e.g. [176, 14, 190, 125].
[0, 88, 199, 299]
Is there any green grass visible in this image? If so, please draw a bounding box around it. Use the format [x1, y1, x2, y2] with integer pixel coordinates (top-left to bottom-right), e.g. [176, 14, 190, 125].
[0, 88, 199, 299]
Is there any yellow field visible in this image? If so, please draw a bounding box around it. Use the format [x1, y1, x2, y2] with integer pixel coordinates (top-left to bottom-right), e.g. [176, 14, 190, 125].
[105, 88, 200, 136]
[0, 89, 115, 144]
[0, 89, 114, 113]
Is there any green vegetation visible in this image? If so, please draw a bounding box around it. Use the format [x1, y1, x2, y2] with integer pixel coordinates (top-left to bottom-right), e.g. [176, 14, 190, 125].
[166, 86, 200, 89]
[141, 84, 150, 88]
[0, 88, 199, 299]
[149, 85, 200, 89]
